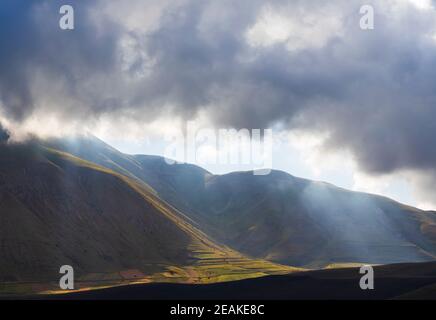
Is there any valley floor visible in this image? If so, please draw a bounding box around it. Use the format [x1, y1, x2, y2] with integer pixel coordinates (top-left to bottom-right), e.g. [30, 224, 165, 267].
[26, 261, 436, 300]
[0, 254, 301, 297]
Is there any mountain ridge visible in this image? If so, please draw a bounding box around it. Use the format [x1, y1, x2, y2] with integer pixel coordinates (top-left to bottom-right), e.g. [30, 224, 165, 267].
[43, 135, 436, 268]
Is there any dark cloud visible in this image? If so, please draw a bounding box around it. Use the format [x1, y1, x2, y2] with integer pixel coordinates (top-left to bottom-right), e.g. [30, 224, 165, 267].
[1, 0, 436, 203]
[0, 123, 10, 142]
[0, 0, 120, 120]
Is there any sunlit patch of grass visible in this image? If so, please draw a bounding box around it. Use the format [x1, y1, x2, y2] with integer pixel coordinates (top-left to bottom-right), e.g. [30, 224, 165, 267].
[1, 256, 303, 297]
[325, 263, 368, 269]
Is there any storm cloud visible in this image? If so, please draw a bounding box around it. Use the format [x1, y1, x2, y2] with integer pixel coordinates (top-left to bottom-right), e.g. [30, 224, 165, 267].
[1, 0, 436, 205]
[0, 123, 9, 143]
[0, 0, 120, 120]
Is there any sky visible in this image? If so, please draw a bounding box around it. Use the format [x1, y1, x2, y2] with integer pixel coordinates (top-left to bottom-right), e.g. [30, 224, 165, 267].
[1, 0, 436, 210]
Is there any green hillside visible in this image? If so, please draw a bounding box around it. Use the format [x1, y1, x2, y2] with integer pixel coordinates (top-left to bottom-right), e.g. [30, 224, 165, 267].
[0, 142, 297, 296]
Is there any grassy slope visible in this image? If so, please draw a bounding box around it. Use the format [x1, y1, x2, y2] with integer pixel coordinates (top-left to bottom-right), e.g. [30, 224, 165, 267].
[0, 143, 299, 296]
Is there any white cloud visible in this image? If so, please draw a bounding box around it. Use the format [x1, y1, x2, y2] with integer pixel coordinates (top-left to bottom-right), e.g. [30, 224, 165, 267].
[100, 0, 186, 33]
[406, 0, 434, 10]
[246, 3, 344, 52]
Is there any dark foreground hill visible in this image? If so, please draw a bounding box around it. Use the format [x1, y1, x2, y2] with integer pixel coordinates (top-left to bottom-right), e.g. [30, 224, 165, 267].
[43, 261, 436, 300]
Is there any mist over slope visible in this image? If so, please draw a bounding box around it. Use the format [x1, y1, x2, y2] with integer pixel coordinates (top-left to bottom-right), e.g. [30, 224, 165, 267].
[49, 136, 436, 268]
[0, 142, 193, 282]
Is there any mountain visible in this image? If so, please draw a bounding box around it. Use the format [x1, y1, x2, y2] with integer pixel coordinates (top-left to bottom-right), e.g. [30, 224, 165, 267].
[156, 169, 436, 267]
[48, 135, 436, 268]
[2, 134, 436, 296]
[0, 140, 295, 295]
